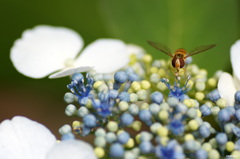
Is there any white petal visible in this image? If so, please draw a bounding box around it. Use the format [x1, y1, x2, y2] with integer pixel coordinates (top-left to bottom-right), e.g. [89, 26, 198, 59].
[233, 73, 240, 90]
[10, 25, 84, 78]
[46, 140, 97, 159]
[49, 66, 94, 79]
[230, 40, 240, 80]
[127, 44, 145, 57]
[0, 116, 56, 159]
[218, 72, 237, 106]
[75, 39, 129, 73]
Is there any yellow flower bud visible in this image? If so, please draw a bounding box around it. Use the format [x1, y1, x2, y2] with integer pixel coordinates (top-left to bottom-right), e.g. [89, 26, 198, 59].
[188, 120, 199, 131]
[216, 98, 227, 108]
[226, 141, 234, 152]
[131, 81, 141, 92]
[141, 80, 151, 90]
[150, 67, 158, 73]
[125, 138, 134, 148]
[143, 54, 152, 63]
[158, 110, 169, 122]
[207, 78, 217, 88]
[157, 127, 168, 137]
[195, 92, 205, 101]
[131, 121, 142, 131]
[94, 147, 105, 158]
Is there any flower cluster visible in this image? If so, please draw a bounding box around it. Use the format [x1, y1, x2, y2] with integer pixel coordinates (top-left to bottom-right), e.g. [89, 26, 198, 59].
[61, 52, 240, 159]
[5, 25, 240, 159]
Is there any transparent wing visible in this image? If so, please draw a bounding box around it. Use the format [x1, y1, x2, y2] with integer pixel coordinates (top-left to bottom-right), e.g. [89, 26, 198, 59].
[186, 44, 216, 58]
[147, 41, 173, 57]
[49, 66, 93, 79]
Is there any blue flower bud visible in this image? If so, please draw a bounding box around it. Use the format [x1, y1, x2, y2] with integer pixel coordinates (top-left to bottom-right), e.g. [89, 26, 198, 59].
[199, 125, 211, 138]
[106, 132, 117, 143]
[117, 132, 130, 144]
[79, 97, 88, 106]
[207, 89, 220, 102]
[167, 97, 179, 107]
[225, 106, 236, 117]
[150, 91, 163, 104]
[149, 103, 161, 115]
[108, 90, 118, 99]
[176, 103, 188, 114]
[64, 92, 75, 103]
[98, 92, 109, 101]
[140, 131, 153, 141]
[114, 71, 128, 84]
[129, 104, 139, 115]
[139, 141, 153, 154]
[200, 104, 211, 116]
[83, 114, 97, 128]
[233, 127, 240, 138]
[169, 120, 184, 135]
[235, 91, 240, 103]
[216, 133, 227, 145]
[235, 109, 240, 121]
[186, 57, 193, 65]
[82, 125, 91, 136]
[195, 149, 207, 159]
[110, 143, 124, 158]
[120, 113, 134, 126]
[113, 82, 121, 90]
[128, 73, 139, 82]
[218, 109, 230, 123]
[139, 109, 152, 125]
[184, 140, 199, 152]
[72, 73, 84, 82]
[61, 133, 75, 141]
[118, 91, 130, 102]
[235, 139, 240, 150]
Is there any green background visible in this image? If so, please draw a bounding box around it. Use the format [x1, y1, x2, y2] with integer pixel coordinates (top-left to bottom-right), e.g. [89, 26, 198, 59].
[0, 0, 239, 138]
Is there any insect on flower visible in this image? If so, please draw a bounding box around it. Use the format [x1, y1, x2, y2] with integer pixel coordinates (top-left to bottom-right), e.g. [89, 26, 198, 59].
[148, 41, 216, 77]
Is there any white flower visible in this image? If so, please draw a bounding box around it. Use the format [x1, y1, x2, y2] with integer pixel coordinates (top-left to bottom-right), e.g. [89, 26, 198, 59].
[10, 25, 129, 79]
[0, 116, 96, 159]
[218, 40, 240, 106]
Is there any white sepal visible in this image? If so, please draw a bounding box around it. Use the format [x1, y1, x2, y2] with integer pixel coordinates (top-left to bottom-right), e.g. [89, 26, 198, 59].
[230, 40, 240, 80]
[0, 116, 56, 159]
[46, 140, 97, 159]
[75, 39, 129, 73]
[218, 72, 237, 106]
[49, 66, 94, 79]
[10, 25, 84, 78]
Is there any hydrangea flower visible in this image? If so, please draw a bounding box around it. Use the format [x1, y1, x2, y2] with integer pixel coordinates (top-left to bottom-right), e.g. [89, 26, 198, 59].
[0, 116, 96, 159]
[155, 140, 185, 159]
[10, 25, 129, 78]
[67, 73, 94, 106]
[161, 76, 191, 101]
[9, 27, 240, 158]
[218, 40, 240, 105]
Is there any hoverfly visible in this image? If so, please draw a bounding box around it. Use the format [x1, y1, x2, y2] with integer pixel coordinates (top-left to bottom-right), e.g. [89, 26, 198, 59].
[147, 41, 216, 77]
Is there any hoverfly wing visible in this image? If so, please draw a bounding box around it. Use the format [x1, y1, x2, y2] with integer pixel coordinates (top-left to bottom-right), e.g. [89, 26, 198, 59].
[147, 41, 173, 57]
[186, 44, 216, 58]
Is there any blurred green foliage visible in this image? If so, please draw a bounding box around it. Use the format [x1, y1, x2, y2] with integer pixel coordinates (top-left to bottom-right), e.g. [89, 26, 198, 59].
[0, 0, 239, 137]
